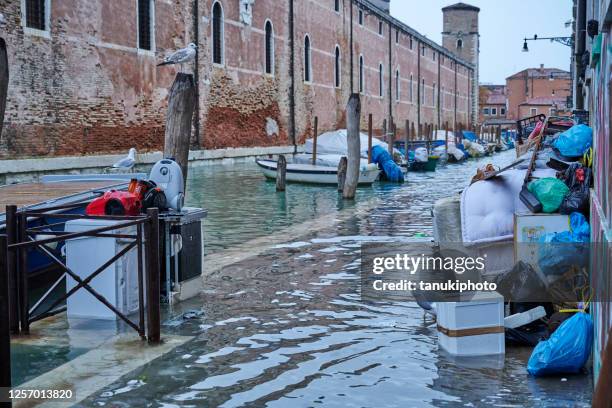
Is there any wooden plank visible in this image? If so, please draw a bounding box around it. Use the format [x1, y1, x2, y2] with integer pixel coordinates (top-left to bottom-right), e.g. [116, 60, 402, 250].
[0, 181, 119, 211]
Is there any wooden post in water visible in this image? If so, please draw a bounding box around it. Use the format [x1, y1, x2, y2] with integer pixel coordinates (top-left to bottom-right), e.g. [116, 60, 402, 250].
[411, 122, 416, 142]
[388, 122, 395, 157]
[312, 116, 318, 165]
[145, 208, 161, 344]
[337, 156, 347, 192]
[368, 114, 373, 163]
[444, 122, 449, 156]
[382, 119, 387, 143]
[164, 73, 196, 188]
[276, 155, 287, 192]
[404, 120, 410, 159]
[418, 123, 422, 141]
[343, 94, 361, 199]
[0, 38, 8, 140]
[0, 235, 10, 393]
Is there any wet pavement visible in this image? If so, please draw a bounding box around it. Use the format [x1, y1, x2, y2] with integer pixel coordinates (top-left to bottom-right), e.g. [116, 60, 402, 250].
[43, 151, 594, 407]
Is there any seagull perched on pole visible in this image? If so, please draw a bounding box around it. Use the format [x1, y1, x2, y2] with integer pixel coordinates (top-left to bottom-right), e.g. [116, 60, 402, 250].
[157, 43, 197, 73]
[112, 148, 137, 172]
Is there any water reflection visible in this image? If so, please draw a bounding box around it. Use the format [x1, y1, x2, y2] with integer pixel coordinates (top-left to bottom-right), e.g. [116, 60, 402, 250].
[84, 152, 592, 407]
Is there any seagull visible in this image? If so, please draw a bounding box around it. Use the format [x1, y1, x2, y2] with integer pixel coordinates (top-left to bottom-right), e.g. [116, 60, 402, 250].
[112, 148, 137, 171]
[157, 43, 197, 72]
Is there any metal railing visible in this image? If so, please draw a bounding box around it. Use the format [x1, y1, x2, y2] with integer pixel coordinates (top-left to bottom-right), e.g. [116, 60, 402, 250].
[0, 204, 162, 395]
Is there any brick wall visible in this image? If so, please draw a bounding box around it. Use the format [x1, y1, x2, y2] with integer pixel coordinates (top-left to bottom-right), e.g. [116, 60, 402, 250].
[0, 0, 474, 158]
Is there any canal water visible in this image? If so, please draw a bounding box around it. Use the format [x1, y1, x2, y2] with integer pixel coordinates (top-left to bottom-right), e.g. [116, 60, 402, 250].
[81, 151, 592, 407]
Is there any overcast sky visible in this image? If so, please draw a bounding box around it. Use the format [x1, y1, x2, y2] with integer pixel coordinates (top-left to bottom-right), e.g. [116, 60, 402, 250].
[390, 0, 573, 84]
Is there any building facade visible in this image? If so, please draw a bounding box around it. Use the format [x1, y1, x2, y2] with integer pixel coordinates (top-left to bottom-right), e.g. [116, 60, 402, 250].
[505, 65, 571, 120]
[0, 0, 474, 159]
[478, 84, 506, 124]
[442, 2, 479, 126]
[572, 0, 612, 394]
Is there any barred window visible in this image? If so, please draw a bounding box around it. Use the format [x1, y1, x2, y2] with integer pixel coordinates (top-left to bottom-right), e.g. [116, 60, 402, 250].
[359, 55, 364, 93]
[379, 64, 384, 97]
[304, 35, 311, 82]
[212, 1, 224, 64]
[265, 21, 274, 74]
[138, 0, 154, 50]
[334, 46, 341, 88]
[395, 70, 400, 101]
[25, 0, 46, 30]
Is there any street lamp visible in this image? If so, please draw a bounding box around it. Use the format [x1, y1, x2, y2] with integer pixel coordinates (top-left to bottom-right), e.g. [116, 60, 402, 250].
[521, 35, 573, 52]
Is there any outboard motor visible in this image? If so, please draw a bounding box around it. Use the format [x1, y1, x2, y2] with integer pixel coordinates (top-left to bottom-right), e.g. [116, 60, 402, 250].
[149, 159, 185, 211]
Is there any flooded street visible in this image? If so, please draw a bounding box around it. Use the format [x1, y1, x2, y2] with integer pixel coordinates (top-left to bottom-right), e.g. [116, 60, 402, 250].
[82, 152, 592, 407]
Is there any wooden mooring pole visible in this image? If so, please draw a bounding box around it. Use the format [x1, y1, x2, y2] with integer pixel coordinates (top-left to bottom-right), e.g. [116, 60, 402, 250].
[337, 156, 347, 192]
[164, 73, 196, 188]
[343, 94, 361, 199]
[367, 114, 373, 163]
[0, 235, 11, 398]
[312, 116, 318, 165]
[17, 213, 28, 334]
[276, 155, 287, 192]
[404, 120, 410, 158]
[145, 208, 161, 344]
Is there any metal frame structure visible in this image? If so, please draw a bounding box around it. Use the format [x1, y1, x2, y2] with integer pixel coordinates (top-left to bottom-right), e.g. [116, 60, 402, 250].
[0, 204, 162, 402]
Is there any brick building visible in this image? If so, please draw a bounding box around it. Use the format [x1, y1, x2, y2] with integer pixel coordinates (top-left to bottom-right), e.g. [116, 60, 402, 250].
[506, 65, 571, 120]
[0, 0, 475, 159]
[478, 84, 506, 124]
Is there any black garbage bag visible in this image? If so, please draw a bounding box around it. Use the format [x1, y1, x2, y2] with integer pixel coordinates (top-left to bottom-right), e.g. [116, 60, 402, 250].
[494, 261, 549, 303]
[559, 164, 591, 217]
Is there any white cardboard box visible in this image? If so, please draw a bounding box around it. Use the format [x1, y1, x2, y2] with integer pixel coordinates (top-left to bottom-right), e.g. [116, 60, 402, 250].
[437, 291, 505, 356]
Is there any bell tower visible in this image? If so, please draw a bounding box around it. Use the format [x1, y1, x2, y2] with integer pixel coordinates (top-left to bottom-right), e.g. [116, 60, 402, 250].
[442, 3, 480, 125]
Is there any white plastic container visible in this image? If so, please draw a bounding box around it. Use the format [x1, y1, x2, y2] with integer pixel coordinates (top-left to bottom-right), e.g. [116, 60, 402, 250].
[504, 306, 546, 329]
[437, 291, 505, 356]
[65, 219, 142, 320]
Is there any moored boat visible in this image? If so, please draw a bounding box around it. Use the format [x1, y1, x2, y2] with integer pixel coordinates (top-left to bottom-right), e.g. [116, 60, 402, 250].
[256, 158, 380, 185]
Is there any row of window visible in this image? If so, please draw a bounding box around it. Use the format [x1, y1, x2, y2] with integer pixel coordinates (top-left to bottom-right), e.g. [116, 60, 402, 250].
[24, 0, 156, 50]
[482, 107, 506, 116]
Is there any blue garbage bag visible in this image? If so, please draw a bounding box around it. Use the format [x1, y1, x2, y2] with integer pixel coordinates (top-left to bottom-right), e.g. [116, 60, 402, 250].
[538, 213, 590, 277]
[553, 124, 593, 157]
[371, 145, 404, 183]
[527, 312, 593, 376]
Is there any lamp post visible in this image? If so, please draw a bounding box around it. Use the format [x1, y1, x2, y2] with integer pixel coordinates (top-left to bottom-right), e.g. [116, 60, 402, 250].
[522, 35, 574, 52]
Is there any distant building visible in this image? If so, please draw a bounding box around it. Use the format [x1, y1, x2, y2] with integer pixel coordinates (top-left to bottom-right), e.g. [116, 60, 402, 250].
[442, 2, 480, 126]
[479, 85, 507, 124]
[506, 65, 571, 120]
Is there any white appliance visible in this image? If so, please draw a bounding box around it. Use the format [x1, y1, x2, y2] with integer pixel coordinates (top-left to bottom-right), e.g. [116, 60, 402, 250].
[149, 159, 184, 211]
[65, 219, 142, 320]
[437, 291, 505, 356]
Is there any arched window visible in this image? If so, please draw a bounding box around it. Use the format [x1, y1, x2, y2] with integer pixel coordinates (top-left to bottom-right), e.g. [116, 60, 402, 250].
[359, 55, 364, 93]
[409, 74, 413, 102]
[304, 35, 311, 82]
[395, 69, 400, 101]
[379, 64, 384, 97]
[433, 82, 436, 107]
[421, 78, 425, 104]
[334, 46, 341, 88]
[212, 1, 224, 64]
[265, 20, 274, 75]
[456, 38, 463, 49]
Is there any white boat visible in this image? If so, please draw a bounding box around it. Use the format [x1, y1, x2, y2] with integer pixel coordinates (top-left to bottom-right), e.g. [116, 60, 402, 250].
[256, 158, 380, 185]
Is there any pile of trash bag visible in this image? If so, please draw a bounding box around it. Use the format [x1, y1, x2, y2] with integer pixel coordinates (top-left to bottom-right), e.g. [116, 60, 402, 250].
[527, 178, 570, 213]
[371, 145, 404, 183]
[559, 163, 592, 216]
[527, 312, 593, 376]
[553, 124, 593, 158]
[538, 212, 590, 278]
